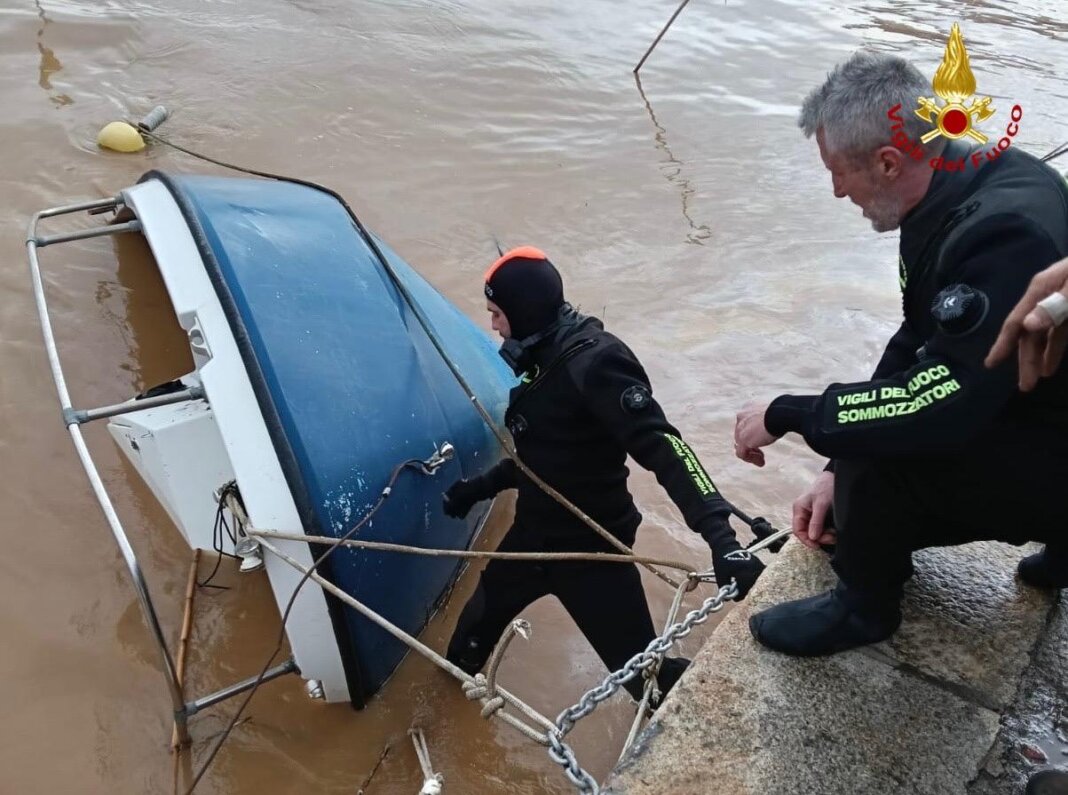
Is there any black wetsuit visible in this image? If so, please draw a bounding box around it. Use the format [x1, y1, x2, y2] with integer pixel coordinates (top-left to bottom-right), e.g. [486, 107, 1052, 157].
[765, 140, 1068, 600]
[446, 316, 732, 695]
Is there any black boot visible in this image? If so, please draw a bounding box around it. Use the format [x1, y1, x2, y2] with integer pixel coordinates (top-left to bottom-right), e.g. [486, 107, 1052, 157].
[1026, 769, 1068, 795]
[446, 635, 489, 675]
[749, 582, 901, 657]
[1018, 545, 1068, 589]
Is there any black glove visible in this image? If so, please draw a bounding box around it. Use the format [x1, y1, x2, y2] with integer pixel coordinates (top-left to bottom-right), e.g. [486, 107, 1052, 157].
[698, 516, 766, 601]
[443, 478, 487, 519]
[710, 541, 765, 600]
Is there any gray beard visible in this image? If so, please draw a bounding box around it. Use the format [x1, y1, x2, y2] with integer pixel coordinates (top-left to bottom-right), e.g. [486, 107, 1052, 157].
[866, 189, 905, 233]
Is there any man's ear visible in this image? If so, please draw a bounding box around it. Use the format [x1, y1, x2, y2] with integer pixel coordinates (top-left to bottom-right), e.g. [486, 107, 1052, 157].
[875, 145, 907, 179]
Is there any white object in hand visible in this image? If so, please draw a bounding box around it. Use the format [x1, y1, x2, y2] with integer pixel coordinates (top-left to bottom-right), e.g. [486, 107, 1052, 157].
[1036, 292, 1068, 326]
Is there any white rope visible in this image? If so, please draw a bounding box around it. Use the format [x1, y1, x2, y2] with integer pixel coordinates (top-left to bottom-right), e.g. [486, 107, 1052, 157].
[247, 506, 761, 792]
[618, 577, 691, 762]
[255, 536, 556, 742]
[245, 528, 694, 571]
[410, 729, 444, 795]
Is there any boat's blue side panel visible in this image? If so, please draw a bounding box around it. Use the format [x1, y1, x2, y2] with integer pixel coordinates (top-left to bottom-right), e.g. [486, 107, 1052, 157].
[161, 174, 513, 700]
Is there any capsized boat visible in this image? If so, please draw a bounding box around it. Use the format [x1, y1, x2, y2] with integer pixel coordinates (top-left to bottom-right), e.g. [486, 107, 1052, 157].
[28, 170, 514, 709]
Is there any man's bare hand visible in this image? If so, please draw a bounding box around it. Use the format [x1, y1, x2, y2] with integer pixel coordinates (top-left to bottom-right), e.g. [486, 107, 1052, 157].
[986, 256, 1068, 391]
[734, 402, 777, 467]
[792, 470, 836, 550]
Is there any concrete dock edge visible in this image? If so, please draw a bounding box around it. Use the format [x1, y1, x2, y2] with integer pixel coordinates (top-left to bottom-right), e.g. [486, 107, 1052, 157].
[606, 539, 1062, 795]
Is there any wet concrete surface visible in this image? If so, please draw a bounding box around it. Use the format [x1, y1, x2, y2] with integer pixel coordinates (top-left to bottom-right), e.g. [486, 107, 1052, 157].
[608, 540, 1062, 795]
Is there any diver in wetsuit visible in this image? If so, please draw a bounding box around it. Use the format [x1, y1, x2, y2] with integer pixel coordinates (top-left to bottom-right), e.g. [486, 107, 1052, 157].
[443, 246, 764, 700]
[732, 51, 1068, 656]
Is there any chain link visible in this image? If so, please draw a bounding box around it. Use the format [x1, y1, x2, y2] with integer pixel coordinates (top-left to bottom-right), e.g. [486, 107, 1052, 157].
[545, 582, 739, 793]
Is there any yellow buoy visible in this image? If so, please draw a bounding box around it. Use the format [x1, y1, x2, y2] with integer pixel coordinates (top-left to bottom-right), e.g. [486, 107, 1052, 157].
[97, 121, 145, 153]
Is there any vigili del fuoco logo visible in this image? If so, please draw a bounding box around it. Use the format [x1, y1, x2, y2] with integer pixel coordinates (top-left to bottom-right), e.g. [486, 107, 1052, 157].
[888, 23, 1023, 172]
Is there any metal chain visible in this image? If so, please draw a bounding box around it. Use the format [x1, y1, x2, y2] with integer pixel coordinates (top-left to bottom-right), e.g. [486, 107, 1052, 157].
[545, 581, 739, 793]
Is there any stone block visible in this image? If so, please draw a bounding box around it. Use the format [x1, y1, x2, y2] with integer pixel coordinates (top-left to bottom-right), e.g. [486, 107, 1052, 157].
[606, 537, 1058, 795]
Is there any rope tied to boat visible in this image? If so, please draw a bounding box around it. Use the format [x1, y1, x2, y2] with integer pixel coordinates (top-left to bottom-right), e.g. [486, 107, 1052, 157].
[409, 728, 444, 795]
[223, 483, 791, 788]
[462, 618, 531, 719]
[463, 675, 506, 719]
[243, 528, 698, 572]
[181, 459, 424, 794]
[199, 477, 785, 790]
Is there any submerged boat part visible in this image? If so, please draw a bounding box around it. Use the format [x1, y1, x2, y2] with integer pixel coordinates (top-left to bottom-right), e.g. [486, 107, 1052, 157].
[27, 172, 514, 718]
[233, 536, 264, 573]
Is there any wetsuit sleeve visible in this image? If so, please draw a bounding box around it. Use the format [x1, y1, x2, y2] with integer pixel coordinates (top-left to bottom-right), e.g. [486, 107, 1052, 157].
[823, 320, 923, 472]
[765, 215, 1064, 458]
[872, 321, 924, 378]
[579, 345, 731, 528]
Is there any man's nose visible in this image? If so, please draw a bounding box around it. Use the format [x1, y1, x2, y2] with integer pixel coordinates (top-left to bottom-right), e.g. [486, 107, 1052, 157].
[832, 179, 847, 199]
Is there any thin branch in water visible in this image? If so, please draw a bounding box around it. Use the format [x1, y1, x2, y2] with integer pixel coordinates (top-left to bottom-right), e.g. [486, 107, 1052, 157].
[634, 0, 697, 73]
[357, 743, 392, 794]
[1041, 140, 1068, 163]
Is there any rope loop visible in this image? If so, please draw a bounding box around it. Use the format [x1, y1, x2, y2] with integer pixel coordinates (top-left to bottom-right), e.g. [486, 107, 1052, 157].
[480, 696, 506, 719]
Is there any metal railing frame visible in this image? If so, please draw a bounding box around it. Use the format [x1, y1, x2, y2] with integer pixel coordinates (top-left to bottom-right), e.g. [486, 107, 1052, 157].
[26, 197, 298, 746]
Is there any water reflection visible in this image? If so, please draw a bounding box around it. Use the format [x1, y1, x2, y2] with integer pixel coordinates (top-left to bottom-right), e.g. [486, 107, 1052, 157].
[35, 0, 73, 106]
[104, 231, 193, 392]
[634, 73, 712, 246]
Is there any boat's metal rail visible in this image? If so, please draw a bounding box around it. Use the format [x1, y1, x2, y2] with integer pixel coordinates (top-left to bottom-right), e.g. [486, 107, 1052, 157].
[26, 197, 298, 747]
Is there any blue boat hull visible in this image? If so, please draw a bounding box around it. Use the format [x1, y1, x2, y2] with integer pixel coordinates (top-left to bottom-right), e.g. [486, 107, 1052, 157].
[148, 171, 514, 704]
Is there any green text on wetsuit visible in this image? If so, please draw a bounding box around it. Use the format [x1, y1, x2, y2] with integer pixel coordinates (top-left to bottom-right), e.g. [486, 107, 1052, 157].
[835, 364, 962, 424]
[663, 433, 719, 496]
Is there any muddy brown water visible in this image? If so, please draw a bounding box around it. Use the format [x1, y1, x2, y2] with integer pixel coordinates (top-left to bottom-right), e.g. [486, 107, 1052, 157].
[1, 1, 1065, 792]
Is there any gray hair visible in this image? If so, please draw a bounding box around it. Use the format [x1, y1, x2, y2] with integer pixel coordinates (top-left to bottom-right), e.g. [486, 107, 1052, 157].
[799, 51, 943, 161]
